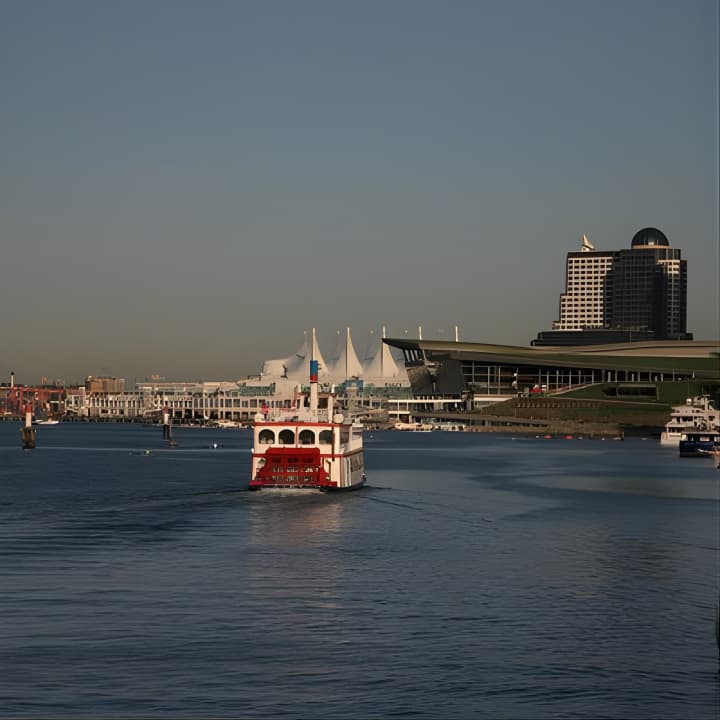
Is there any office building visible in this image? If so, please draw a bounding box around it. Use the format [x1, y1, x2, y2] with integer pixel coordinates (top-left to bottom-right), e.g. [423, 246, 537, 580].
[610, 227, 689, 339]
[552, 234, 615, 331]
[534, 227, 692, 346]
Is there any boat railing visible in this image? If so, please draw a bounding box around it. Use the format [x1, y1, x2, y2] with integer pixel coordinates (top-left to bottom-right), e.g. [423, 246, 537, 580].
[261, 409, 331, 423]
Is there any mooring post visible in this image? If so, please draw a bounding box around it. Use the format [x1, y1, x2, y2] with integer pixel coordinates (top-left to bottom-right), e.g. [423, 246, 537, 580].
[21, 406, 36, 450]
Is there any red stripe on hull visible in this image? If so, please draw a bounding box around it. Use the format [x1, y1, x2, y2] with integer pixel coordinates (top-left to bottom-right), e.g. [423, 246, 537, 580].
[250, 445, 365, 491]
[251, 446, 332, 489]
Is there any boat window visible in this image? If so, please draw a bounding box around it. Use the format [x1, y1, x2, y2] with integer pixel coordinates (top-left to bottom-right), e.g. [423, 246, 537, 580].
[299, 429, 315, 445]
[258, 429, 275, 444]
[279, 429, 295, 445]
[319, 430, 333, 445]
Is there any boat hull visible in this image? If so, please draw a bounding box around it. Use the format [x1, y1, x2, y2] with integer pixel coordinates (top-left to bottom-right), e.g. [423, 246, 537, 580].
[678, 429, 720, 457]
[679, 440, 720, 457]
[249, 477, 366, 492]
[250, 437, 365, 492]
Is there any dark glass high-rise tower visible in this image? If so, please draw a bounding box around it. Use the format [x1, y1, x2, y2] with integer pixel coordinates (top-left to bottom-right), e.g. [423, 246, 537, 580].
[533, 227, 692, 346]
[609, 228, 689, 339]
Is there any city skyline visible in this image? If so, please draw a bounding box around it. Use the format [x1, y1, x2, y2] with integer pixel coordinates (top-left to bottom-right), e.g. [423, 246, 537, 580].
[2, 0, 718, 383]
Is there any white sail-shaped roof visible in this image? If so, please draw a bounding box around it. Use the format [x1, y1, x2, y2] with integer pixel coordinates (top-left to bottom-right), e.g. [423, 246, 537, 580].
[309, 328, 329, 377]
[282, 333, 308, 380]
[363, 333, 403, 378]
[284, 330, 329, 381]
[257, 327, 409, 384]
[327, 328, 364, 380]
[261, 358, 288, 378]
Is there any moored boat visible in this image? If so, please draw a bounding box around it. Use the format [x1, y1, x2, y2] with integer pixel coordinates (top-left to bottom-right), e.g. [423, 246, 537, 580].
[249, 330, 366, 492]
[678, 431, 720, 458]
[660, 396, 719, 445]
[393, 421, 433, 432]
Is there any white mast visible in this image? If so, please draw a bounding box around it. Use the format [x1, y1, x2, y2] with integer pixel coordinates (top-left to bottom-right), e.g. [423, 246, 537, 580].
[346, 327, 351, 378]
[309, 328, 319, 415]
[382, 325, 386, 375]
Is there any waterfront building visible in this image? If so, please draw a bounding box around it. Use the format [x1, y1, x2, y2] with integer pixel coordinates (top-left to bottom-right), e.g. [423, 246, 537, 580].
[64, 380, 292, 423]
[85, 376, 126, 394]
[60, 377, 414, 426]
[534, 227, 692, 346]
[0, 380, 66, 418]
[259, 327, 410, 388]
[384, 337, 720, 398]
[53, 328, 411, 424]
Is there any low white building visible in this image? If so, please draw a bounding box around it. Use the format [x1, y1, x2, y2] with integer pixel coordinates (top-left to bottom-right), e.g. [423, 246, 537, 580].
[63, 327, 413, 423]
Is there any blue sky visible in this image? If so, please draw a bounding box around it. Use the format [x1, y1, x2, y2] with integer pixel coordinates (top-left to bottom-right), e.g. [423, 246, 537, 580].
[1, 0, 718, 383]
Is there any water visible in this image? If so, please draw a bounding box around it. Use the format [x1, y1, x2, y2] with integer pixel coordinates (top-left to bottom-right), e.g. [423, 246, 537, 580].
[0, 422, 718, 718]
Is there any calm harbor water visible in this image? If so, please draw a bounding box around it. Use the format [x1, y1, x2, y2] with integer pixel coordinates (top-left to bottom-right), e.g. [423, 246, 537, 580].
[0, 422, 718, 719]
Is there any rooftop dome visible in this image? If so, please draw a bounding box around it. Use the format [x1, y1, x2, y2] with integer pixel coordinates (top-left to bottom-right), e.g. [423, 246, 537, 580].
[631, 227, 669, 247]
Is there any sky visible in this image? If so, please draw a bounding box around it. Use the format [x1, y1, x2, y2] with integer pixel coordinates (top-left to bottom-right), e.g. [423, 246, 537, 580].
[1, 0, 718, 384]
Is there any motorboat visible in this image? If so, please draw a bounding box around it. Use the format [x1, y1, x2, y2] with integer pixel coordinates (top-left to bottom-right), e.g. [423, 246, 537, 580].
[660, 396, 719, 445]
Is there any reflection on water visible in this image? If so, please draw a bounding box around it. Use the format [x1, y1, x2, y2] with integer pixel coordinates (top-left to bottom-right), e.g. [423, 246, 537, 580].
[247, 493, 348, 546]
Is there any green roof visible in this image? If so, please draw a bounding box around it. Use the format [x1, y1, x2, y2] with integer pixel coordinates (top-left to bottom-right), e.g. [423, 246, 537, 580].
[384, 338, 720, 379]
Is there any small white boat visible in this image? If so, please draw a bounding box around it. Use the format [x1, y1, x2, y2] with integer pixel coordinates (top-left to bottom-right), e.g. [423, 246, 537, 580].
[432, 422, 467, 432]
[214, 419, 243, 429]
[34, 419, 60, 425]
[393, 421, 433, 432]
[697, 447, 720, 469]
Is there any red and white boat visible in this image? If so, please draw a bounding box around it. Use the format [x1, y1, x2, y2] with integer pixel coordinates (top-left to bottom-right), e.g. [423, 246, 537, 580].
[249, 331, 366, 492]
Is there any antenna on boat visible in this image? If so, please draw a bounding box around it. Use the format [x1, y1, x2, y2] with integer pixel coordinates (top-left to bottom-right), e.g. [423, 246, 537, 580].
[309, 327, 319, 415]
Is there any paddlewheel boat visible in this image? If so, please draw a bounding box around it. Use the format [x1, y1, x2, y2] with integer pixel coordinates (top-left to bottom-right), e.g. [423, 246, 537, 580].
[249, 333, 366, 492]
